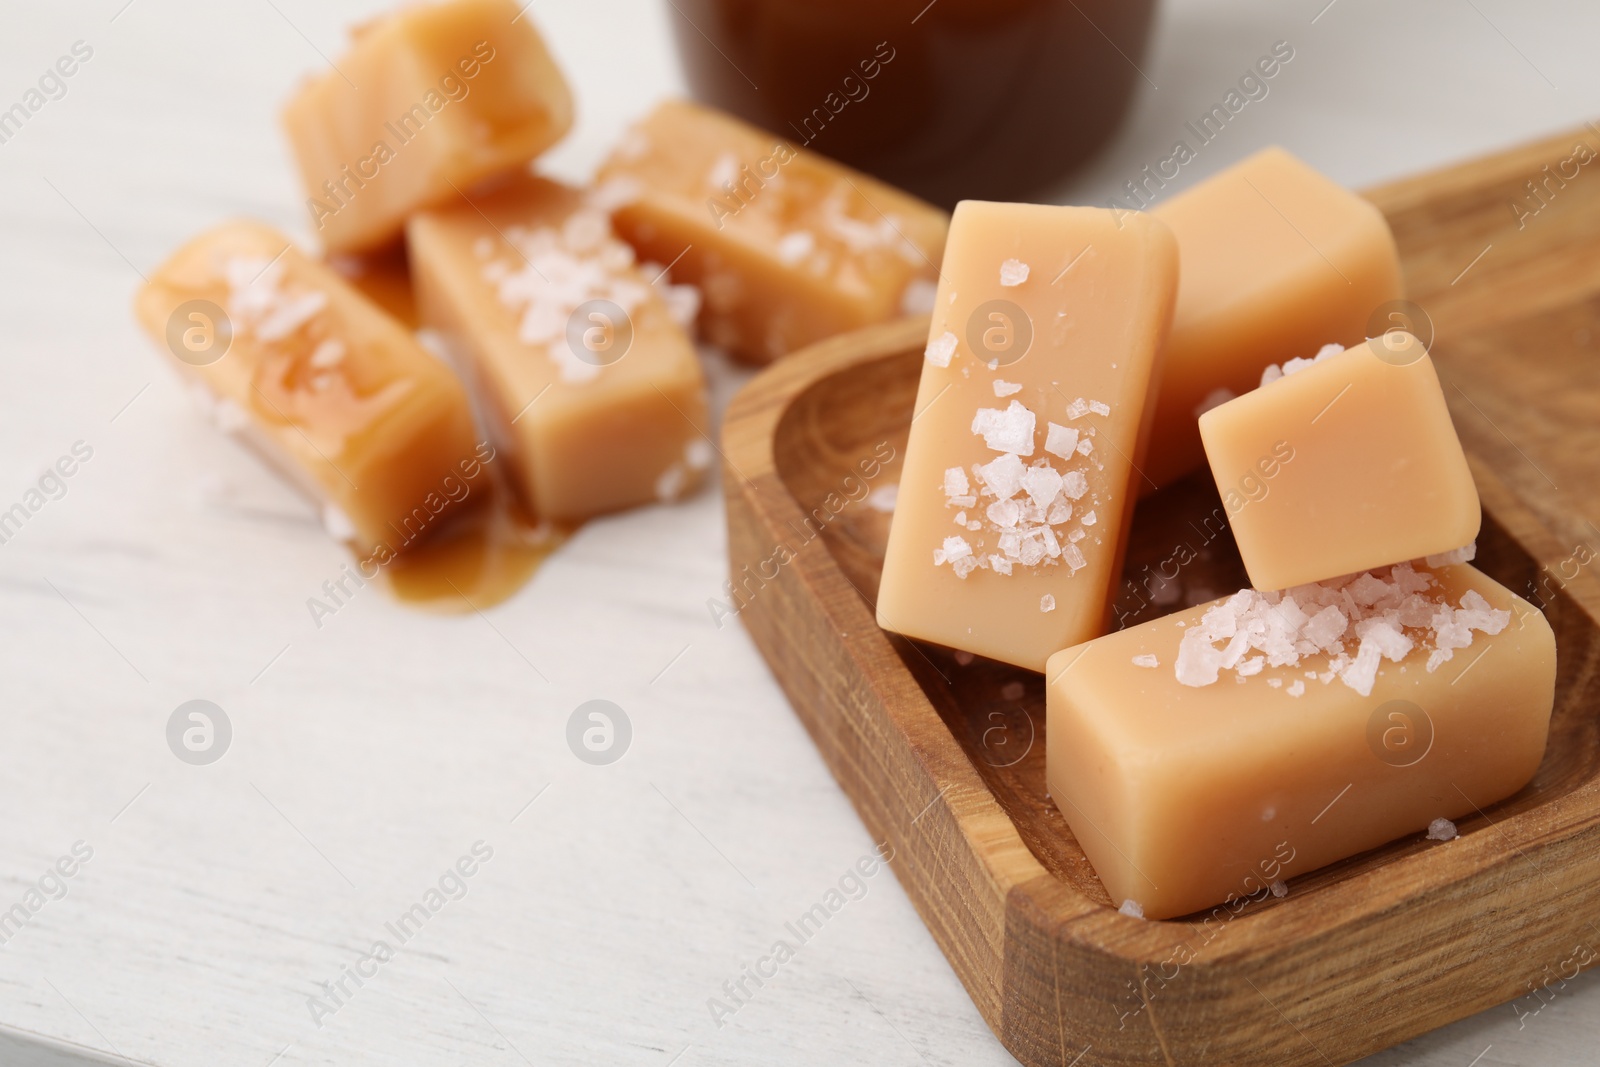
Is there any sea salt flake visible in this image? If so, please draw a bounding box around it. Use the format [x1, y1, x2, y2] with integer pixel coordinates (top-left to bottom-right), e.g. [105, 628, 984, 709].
[1131, 653, 1159, 669]
[1040, 594, 1056, 613]
[1044, 422, 1079, 459]
[925, 331, 958, 367]
[1118, 899, 1144, 919]
[971, 400, 1037, 455]
[1060, 470, 1089, 500]
[1076, 439, 1094, 456]
[975, 452, 1025, 500]
[1064, 397, 1091, 420]
[999, 258, 1030, 286]
[866, 484, 898, 513]
[993, 379, 1023, 397]
[943, 466, 971, 500]
[1426, 817, 1459, 842]
[1087, 399, 1111, 417]
[899, 278, 938, 315]
[1425, 541, 1478, 568]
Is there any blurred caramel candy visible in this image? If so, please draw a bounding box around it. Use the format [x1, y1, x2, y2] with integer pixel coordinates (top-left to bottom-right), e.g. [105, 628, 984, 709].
[595, 99, 948, 364]
[134, 221, 487, 554]
[282, 0, 573, 253]
[1046, 562, 1553, 919]
[1199, 332, 1479, 592]
[1143, 147, 1404, 491]
[408, 175, 712, 521]
[876, 202, 1178, 672]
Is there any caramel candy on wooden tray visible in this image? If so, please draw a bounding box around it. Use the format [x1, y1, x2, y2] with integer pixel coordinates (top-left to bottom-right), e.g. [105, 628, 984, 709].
[876, 201, 1178, 671]
[134, 220, 488, 554]
[408, 175, 712, 521]
[596, 99, 948, 364]
[1199, 331, 1480, 591]
[1145, 147, 1404, 491]
[1046, 562, 1554, 920]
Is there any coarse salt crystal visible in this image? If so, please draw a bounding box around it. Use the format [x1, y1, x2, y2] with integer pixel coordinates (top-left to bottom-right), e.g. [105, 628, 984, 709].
[971, 400, 1037, 455]
[999, 258, 1030, 286]
[1132, 653, 1159, 668]
[1040, 594, 1056, 613]
[1425, 541, 1477, 568]
[1269, 879, 1288, 898]
[899, 278, 938, 316]
[1060, 470, 1088, 500]
[1044, 422, 1079, 459]
[1064, 397, 1091, 419]
[1118, 899, 1144, 919]
[308, 339, 346, 368]
[1076, 438, 1094, 456]
[925, 331, 958, 367]
[1087, 400, 1111, 417]
[975, 452, 1025, 500]
[1286, 680, 1306, 697]
[943, 466, 971, 499]
[866, 484, 898, 513]
[993, 380, 1023, 397]
[1426, 817, 1459, 841]
[1080, 510, 1097, 527]
[1193, 387, 1236, 418]
[775, 231, 815, 265]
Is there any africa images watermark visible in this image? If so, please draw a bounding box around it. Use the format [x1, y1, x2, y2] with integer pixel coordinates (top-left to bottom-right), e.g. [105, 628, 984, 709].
[305, 440, 497, 629]
[1106, 40, 1296, 221]
[705, 40, 898, 230]
[307, 840, 495, 1028]
[705, 441, 896, 628]
[305, 40, 498, 232]
[0, 841, 94, 949]
[0, 439, 95, 547]
[0, 40, 94, 147]
[706, 840, 896, 1028]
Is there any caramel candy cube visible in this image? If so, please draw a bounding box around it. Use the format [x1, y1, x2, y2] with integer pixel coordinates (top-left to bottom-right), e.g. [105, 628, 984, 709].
[408, 176, 711, 521]
[876, 202, 1178, 672]
[134, 221, 487, 554]
[1199, 331, 1479, 591]
[595, 99, 948, 364]
[1046, 562, 1554, 920]
[1143, 147, 1403, 490]
[282, 0, 573, 254]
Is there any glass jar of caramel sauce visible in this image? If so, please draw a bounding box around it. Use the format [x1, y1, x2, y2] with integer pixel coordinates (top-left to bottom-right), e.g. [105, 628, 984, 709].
[665, 0, 1159, 208]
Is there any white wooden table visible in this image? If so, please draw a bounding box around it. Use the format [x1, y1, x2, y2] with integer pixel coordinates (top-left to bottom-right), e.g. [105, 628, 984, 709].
[1, 2, 1597, 1064]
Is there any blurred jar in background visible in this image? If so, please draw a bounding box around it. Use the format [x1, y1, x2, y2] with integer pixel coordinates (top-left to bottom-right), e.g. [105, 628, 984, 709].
[665, 0, 1159, 208]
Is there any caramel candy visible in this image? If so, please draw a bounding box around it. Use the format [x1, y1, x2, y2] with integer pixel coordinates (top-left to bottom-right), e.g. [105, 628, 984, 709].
[1199, 332, 1479, 592]
[408, 176, 712, 521]
[595, 99, 948, 364]
[876, 202, 1178, 672]
[282, 0, 573, 254]
[134, 221, 487, 554]
[1046, 562, 1554, 920]
[1143, 147, 1403, 491]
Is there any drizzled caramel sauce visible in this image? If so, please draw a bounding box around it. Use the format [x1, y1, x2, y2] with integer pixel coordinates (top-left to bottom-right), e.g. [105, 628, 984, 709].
[378, 485, 572, 611]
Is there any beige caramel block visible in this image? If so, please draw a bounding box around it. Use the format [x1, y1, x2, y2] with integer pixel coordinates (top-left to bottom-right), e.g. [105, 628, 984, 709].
[283, 0, 572, 254]
[408, 175, 711, 521]
[876, 202, 1178, 672]
[1199, 332, 1479, 591]
[1046, 564, 1554, 920]
[134, 221, 487, 554]
[1143, 147, 1403, 491]
[595, 99, 948, 364]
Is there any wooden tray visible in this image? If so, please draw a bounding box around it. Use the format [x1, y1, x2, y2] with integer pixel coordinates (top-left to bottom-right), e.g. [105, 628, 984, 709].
[721, 126, 1600, 1066]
